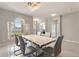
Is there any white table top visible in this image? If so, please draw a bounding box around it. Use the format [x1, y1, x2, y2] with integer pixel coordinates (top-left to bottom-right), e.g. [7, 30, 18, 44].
[22, 34, 56, 47]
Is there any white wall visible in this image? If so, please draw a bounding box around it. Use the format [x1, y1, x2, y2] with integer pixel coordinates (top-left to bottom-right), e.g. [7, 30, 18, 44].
[62, 12, 79, 42]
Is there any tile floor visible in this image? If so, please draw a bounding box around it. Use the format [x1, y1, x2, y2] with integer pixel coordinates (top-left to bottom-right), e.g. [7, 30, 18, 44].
[0, 40, 79, 57]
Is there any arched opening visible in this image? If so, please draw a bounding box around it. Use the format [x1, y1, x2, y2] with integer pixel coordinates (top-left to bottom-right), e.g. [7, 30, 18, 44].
[7, 17, 25, 40]
[14, 18, 25, 35]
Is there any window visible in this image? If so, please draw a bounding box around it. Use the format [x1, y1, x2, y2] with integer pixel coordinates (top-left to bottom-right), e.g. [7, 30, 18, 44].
[14, 18, 23, 34]
[51, 21, 58, 38]
[39, 22, 45, 31]
[52, 24, 56, 37]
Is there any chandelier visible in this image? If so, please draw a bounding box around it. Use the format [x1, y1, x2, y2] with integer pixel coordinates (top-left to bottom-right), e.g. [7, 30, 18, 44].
[27, 2, 41, 11]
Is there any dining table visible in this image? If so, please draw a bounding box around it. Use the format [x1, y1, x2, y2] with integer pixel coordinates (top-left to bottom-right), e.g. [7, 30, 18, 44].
[22, 34, 56, 48]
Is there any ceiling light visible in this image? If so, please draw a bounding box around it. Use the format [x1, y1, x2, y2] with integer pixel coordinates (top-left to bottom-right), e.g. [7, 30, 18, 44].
[27, 2, 41, 11]
[33, 18, 39, 22]
[51, 13, 56, 16]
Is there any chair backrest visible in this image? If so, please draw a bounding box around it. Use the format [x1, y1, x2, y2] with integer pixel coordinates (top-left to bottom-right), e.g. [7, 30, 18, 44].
[54, 35, 64, 56]
[37, 32, 41, 36]
[15, 35, 19, 46]
[45, 32, 50, 37]
[19, 36, 26, 56]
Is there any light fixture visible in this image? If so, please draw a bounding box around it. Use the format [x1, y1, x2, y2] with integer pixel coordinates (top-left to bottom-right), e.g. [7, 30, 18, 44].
[27, 2, 41, 11]
[33, 18, 39, 22]
[51, 13, 57, 16]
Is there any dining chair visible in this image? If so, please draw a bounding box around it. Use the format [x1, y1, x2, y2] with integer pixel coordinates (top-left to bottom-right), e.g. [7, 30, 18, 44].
[37, 32, 41, 36]
[15, 35, 20, 46]
[45, 32, 51, 37]
[39, 35, 64, 57]
[40, 32, 51, 37]
[19, 36, 42, 57]
[14, 35, 22, 56]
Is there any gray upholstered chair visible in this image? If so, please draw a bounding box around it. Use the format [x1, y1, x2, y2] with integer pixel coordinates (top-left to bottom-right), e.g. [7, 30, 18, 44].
[14, 35, 21, 56]
[19, 36, 43, 57]
[39, 35, 64, 57]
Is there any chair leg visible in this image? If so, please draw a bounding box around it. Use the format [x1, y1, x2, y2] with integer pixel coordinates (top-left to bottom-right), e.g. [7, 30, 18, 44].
[36, 51, 38, 56]
[14, 49, 22, 56]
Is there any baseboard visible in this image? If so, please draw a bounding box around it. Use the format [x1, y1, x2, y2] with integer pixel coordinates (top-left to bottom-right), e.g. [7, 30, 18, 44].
[64, 40, 79, 44]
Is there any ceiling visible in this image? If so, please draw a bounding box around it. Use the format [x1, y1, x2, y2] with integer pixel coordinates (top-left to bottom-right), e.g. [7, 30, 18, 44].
[0, 2, 79, 19]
